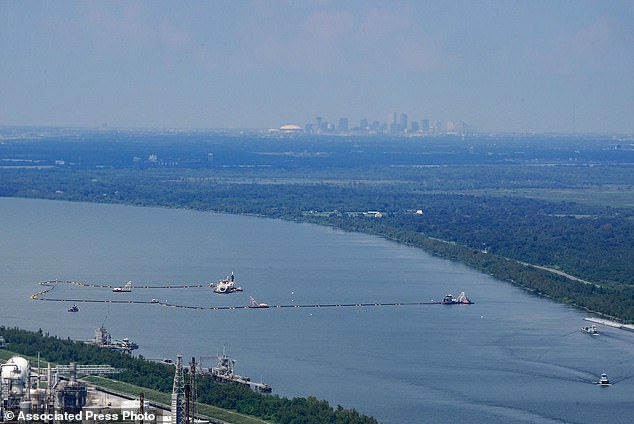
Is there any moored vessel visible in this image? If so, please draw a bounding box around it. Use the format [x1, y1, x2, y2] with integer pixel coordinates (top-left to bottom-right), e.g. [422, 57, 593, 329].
[207, 347, 271, 393]
[87, 326, 138, 353]
[248, 296, 269, 308]
[442, 292, 473, 304]
[210, 272, 243, 294]
[113, 281, 133, 292]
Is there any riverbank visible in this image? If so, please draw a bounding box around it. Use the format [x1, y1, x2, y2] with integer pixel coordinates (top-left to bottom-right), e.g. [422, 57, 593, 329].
[298, 214, 634, 323]
[4, 188, 634, 322]
[0, 327, 378, 424]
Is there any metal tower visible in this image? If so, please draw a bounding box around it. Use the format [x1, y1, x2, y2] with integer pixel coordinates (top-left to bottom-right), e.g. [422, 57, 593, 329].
[189, 357, 197, 424]
[171, 354, 185, 424]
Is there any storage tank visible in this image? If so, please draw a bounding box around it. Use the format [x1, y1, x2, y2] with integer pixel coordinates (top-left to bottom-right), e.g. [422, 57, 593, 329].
[1, 356, 29, 396]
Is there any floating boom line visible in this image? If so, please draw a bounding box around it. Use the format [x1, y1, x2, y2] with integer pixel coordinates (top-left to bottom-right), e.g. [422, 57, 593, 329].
[31, 279, 453, 311]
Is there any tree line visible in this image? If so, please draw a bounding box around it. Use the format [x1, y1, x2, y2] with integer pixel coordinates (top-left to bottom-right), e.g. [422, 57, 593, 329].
[0, 326, 378, 424]
[1, 165, 633, 320]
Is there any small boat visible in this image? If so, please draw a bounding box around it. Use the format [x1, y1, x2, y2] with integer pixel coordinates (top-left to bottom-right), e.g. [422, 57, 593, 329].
[596, 372, 610, 386]
[113, 281, 133, 292]
[151, 298, 159, 304]
[68, 305, 79, 312]
[581, 325, 598, 335]
[442, 292, 474, 304]
[248, 296, 269, 309]
[211, 272, 243, 294]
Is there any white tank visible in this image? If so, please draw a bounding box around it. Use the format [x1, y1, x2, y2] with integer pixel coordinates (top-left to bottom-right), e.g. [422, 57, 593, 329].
[1, 356, 29, 395]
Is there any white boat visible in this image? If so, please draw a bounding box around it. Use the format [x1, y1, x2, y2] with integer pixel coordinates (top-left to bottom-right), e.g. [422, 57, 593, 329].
[113, 281, 133, 292]
[211, 272, 243, 294]
[597, 372, 610, 386]
[248, 296, 269, 308]
[442, 291, 474, 304]
[581, 324, 598, 335]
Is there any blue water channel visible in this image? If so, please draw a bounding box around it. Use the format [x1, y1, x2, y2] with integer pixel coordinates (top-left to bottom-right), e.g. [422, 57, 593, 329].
[1, 197, 632, 424]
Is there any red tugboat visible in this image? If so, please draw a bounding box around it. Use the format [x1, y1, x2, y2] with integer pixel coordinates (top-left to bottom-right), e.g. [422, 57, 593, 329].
[442, 292, 474, 304]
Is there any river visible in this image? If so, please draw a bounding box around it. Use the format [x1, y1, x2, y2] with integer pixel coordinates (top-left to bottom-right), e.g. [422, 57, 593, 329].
[1, 197, 632, 423]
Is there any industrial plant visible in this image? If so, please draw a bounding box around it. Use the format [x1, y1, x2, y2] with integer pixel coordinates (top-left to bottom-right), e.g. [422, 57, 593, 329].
[0, 355, 157, 423]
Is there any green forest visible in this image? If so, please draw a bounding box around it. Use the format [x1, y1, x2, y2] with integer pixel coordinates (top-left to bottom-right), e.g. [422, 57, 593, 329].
[0, 326, 377, 424]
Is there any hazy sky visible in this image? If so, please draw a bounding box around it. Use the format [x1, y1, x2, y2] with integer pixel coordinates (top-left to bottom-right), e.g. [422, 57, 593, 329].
[1, 1, 633, 133]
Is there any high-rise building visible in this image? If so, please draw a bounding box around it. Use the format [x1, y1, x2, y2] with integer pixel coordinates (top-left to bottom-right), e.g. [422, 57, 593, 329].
[399, 113, 408, 132]
[411, 121, 420, 132]
[338, 117, 349, 131]
[360, 118, 368, 131]
[386, 112, 399, 133]
[387, 112, 397, 133]
[422, 120, 430, 132]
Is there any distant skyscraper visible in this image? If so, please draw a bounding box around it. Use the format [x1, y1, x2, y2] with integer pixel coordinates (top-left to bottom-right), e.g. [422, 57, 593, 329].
[399, 113, 408, 132]
[411, 121, 420, 132]
[360, 118, 368, 130]
[422, 119, 430, 132]
[338, 117, 349, 131]
[387, 112, 399, 134]
[387, 112, 397, 130]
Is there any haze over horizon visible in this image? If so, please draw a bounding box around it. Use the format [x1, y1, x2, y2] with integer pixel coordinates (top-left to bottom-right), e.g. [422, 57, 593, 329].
[1, 1, 633, 134]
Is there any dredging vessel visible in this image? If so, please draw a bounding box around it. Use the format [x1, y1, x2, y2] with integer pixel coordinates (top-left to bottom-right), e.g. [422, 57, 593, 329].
[248, 296, 269, 308]
[112, 281, 133, 292]
[442, 292, 474, 304]
[210, 272, 243, 294]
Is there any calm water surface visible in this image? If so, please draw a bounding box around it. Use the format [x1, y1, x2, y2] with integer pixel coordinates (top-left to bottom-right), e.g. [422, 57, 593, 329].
[1, 197, 632, 424]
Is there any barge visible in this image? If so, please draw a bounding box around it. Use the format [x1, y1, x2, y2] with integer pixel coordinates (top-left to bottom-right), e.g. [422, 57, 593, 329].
[206, 349, 271, 393]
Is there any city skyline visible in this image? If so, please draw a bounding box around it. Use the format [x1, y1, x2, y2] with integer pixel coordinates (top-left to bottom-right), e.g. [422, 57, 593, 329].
[282, 112, 466, 136]
[1, 1, 633, 134]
